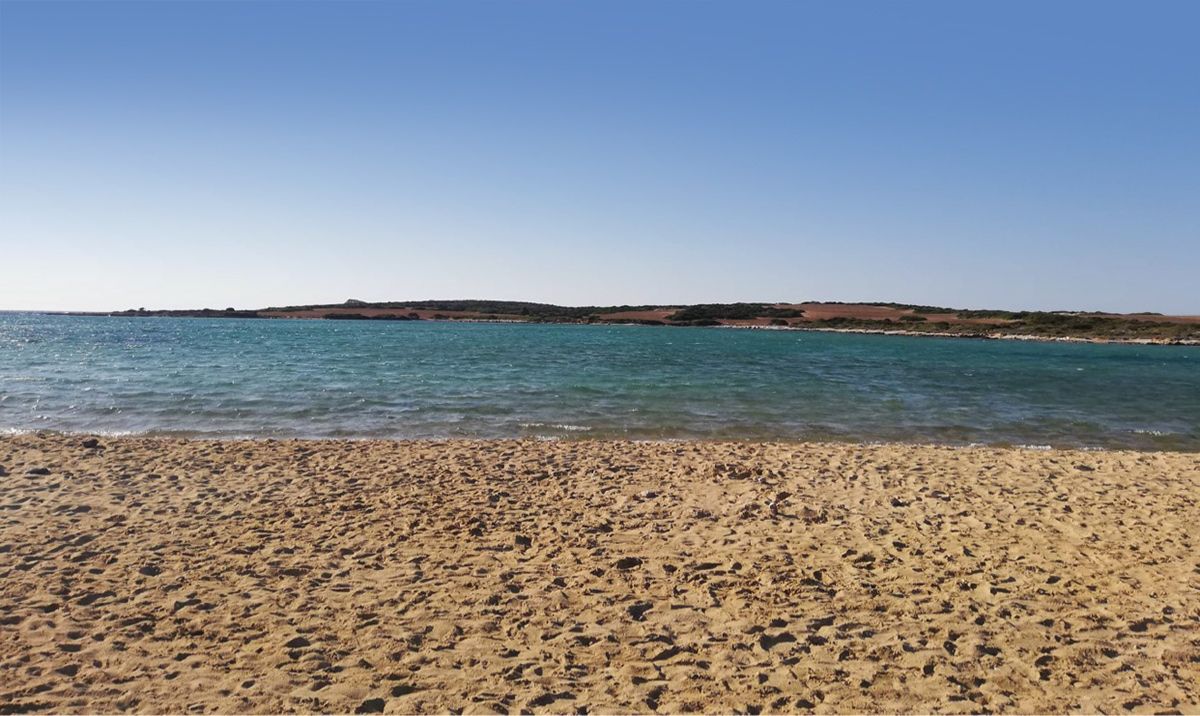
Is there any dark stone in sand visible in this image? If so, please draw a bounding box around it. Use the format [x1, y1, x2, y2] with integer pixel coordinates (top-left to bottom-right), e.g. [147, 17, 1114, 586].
[284, 636, 311, 649]
[81, 438, 100, 449]
[26, 467, 50, 476]
[139, 564, 162, 577]
[615, 557, 643, 570]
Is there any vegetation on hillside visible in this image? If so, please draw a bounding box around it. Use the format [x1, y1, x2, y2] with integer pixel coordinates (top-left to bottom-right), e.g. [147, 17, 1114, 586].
[808, 313, 1197, 341]
[668, 303, 806, 322]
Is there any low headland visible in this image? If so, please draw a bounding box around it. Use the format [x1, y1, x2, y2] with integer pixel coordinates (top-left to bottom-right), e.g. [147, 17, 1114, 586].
[68, 299, 1200, 344]
[2, 432, 1198, 713]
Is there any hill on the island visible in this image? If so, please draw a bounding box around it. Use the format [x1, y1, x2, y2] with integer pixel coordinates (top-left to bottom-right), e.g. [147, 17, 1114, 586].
[97, 299, 1200, 342]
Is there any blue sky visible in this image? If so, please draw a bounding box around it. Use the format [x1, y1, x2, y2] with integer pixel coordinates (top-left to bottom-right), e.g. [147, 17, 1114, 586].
[1, 1, 1197, 313]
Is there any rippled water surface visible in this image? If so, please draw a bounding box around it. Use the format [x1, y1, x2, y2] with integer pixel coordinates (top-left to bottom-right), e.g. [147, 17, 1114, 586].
[0, 314, 1196, 449]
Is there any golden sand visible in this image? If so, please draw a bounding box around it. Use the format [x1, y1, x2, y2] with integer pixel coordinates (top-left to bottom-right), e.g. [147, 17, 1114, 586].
[1, 433, 1198, 714]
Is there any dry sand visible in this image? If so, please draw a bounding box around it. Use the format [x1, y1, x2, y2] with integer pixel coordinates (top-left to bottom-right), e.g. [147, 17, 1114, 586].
[1, 433, 1198, 714]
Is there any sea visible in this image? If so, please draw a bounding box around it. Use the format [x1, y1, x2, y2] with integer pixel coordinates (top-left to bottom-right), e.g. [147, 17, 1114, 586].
[1, 313, 1196, 450]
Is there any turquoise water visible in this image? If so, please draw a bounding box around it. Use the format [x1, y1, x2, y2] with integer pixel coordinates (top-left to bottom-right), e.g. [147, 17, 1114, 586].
[0, 313, 1196, 449]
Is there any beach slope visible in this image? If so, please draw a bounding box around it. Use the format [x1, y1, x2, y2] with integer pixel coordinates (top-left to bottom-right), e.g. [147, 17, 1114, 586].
[1, 434, 1198, 713]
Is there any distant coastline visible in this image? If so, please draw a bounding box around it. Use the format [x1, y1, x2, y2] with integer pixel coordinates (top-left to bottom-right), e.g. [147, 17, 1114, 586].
[53, 299, 1200, 345]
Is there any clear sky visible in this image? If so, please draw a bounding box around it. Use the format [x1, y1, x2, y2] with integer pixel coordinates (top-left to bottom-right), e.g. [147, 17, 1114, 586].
[1, 1, 1197, 313]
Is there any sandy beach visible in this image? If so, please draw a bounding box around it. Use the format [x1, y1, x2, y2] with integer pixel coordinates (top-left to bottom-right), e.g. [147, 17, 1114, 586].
[1, 433, 1198, 714]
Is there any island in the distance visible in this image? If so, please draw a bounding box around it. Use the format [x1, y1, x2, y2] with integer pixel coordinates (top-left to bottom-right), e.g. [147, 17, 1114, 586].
[72, 299, 1200, 344]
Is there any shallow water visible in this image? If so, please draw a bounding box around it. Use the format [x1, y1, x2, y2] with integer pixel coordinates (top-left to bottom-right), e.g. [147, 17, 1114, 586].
[0, 313, 1196, 449]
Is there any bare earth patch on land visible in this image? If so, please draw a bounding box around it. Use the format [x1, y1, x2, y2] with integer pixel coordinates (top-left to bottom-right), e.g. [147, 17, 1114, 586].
[1, 434, 1197, 713]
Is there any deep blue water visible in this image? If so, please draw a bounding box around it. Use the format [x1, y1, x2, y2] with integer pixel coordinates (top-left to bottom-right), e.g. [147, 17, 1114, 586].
[0, 313, 1196, 449]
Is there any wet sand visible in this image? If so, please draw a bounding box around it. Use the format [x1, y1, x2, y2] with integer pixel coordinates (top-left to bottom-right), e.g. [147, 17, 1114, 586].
[1, 433, 1198, 713]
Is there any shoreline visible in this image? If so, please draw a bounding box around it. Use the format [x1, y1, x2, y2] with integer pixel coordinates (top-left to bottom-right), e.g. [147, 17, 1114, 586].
[3, 429, 1195, 454]
[35, 311, 1200, 346]
[2, 432, 1198, 713]
[719, 322, 1200, 346]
